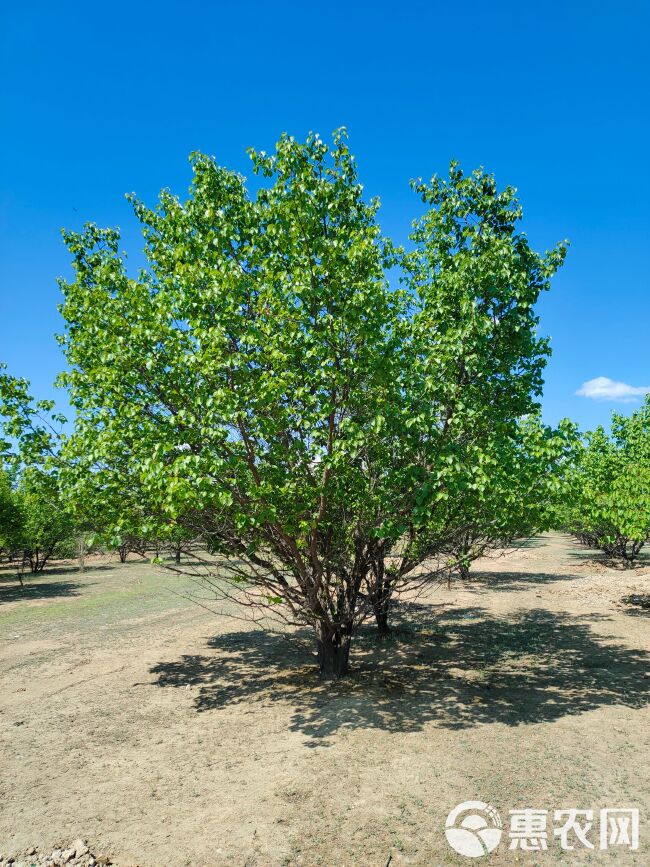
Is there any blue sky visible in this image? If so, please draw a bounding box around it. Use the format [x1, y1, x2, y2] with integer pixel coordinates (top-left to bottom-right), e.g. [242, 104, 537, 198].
[1, 1, 648, 432]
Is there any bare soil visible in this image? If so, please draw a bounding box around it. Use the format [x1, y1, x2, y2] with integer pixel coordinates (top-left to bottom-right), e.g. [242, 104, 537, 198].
[1, 534, 650, 865]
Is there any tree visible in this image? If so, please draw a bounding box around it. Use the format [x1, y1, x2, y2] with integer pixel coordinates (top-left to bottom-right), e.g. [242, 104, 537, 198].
[0, 466, 22, 560]
[561, 397, 650, 563]
[58, 132, 567, 677]
[11, 469, 75, 573]
[61, 444, 199, 564]
[435, 415, 579, 583]
[61, 453, 148, 562]
[0, 365, 73, 574]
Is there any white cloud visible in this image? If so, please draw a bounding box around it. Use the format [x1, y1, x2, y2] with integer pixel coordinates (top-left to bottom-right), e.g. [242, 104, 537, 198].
[576, 376, 650, 402]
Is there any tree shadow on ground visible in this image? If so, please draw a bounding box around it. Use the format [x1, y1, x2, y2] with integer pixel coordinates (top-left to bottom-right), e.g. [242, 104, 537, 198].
[0, 560, 118, 580]
[27, 562, 118, 575]
[149, 600, 650, 744]
[0, 577, 85, 604]
[565, 547, 650, 571]
[467, 571, 578, 592]
[508, 537, 547, 549]
[620, 594, 650, 617]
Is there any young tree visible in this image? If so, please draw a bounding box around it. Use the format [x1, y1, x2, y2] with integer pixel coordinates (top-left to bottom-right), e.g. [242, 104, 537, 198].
[561, 398, 650, 563]
[0, 365, 73, 574]
[58, 133, 567, 677]
[12, 469, 75, 572]
[64, 457, 197, 563]
[0, 466, 22, 561]
[434, 416, 578, 583]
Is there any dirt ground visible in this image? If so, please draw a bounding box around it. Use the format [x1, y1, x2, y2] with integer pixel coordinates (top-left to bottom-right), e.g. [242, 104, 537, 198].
[1, 534, 650, 866]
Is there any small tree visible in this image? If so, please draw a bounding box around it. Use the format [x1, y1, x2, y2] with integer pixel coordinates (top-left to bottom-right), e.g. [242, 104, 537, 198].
[58, 133, 567, 677]
[66, 469, 150, 563]
[0, 365, 73, 574]
[12, 469, 74, 573]
[0, 466, 23, 562]
[439, 415, 579, 582]
[562, 398, 650, 563]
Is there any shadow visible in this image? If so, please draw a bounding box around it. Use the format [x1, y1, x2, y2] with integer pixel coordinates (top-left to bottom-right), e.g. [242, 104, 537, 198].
[0, 561, 118, 577]
[565, 547, 650, 571]
[508, 537, 547, 549]
[28, 562, 118, 575]
[149, 601, 650, 744]
[620, 594, 650, 617]
[468, 571, 578, 592]
[0, 578, 84, 604]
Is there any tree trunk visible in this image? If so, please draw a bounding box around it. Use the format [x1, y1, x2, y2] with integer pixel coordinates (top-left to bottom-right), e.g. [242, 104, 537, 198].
[316, 626, 352, 680]
[77, 535, 86, 573]
[32, 549, 50, 573]
[368, 555, 392, 636]
[371, 587, 392, 636]
[374, 605, 390, 637]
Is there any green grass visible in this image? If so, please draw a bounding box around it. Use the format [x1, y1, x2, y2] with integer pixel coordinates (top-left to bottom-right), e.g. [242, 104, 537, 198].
[0, 558, 224, 638]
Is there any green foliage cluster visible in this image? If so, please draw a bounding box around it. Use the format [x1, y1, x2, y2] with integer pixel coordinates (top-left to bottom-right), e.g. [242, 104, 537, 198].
[559, 396, 650, 563]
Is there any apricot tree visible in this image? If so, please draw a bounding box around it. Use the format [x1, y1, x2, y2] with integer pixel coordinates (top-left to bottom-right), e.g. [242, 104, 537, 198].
[58, 133, 567, 677]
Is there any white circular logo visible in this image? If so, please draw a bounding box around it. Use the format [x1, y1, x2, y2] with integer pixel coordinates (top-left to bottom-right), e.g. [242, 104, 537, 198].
[445, 801, 503, 857]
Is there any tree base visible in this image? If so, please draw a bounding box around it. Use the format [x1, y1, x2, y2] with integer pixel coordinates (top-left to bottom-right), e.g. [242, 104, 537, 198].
[316, 636, 351, 680]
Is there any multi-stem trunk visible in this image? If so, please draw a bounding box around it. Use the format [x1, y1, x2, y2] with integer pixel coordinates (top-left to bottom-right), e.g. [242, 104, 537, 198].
[311, 572, 361, 679]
